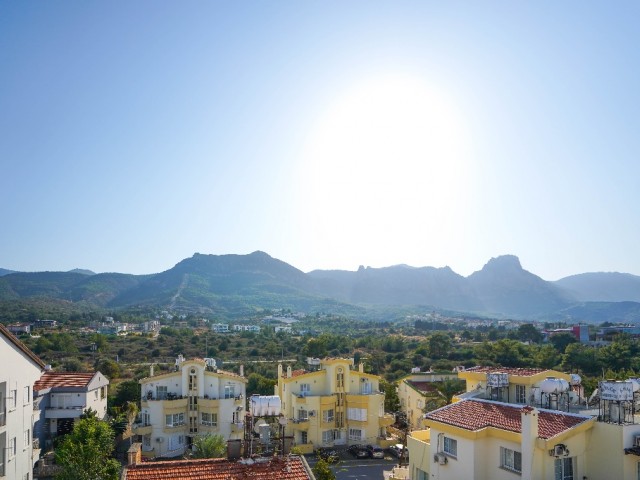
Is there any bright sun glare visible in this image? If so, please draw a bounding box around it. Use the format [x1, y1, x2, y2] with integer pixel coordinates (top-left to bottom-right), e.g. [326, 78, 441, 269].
[297, 73, 472, 268]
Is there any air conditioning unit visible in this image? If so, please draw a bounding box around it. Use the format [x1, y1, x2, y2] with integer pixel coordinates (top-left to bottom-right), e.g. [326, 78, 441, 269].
[361, 378, 367, 382]
[308, 411, 316, 417]
[554, 444, 566, 456]
[634, 435, 640, 448]
[434, 453, 448, 465]
[155, 437, 164, 443]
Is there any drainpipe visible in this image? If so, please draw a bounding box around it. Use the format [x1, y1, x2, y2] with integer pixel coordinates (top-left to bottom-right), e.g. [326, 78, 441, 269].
[520, 405, 539, 480]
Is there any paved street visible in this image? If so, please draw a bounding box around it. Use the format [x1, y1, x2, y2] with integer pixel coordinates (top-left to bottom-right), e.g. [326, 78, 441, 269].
[307, 453, 402, 480]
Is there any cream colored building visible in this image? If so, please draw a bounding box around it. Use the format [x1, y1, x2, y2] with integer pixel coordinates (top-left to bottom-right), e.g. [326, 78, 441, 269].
[406, 399, 594, 480]
[275, 358, 394, 453]
[136, 357, 246, 458]
[455, 366, 574, 406]
[397, 372, 457, 430]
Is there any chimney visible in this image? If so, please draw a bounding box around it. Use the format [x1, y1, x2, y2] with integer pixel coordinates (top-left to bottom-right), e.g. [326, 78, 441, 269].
[150, 364, 154, 377]
[240, 364, 244, 377]
[127, 443, 142, 466]
[278, 364, 283, 378]
[287, 366, 292, 378]
[520, 406, 539, 480]
[359, 363, 364, 373]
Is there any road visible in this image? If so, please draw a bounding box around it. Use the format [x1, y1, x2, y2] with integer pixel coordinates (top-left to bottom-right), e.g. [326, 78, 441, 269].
[307, 454, 401, 480]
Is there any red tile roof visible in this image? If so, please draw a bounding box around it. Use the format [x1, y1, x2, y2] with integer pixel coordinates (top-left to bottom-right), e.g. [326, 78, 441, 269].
[425, 399, 591, 439]
[291, 369, 307, 378]
[408, 381, 440, 394]
[0, 323, 45, 369]
[463, 366, 547, 376]
[123, 456, 313, 480]
[34, 372, 96, 390]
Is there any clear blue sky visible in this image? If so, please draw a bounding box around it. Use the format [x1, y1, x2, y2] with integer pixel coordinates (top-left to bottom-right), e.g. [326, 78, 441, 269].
[1, 1, 639, 280]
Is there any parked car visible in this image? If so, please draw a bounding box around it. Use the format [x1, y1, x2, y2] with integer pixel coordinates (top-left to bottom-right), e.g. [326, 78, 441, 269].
[347, 444, 369, 458]
[316, 447, 340, 463]
[388, 443, 409, 459]
[366, 444, 385, 459]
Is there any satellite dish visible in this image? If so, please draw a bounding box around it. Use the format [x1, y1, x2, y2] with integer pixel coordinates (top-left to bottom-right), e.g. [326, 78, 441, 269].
[278, 416, 288, 426]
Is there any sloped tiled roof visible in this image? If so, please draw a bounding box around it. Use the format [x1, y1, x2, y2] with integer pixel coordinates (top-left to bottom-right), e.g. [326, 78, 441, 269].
[291, 369, 307, 378]
[462, 366, 547, 376]
[425, 399, 591, 439]
[408, 381, 440, 394]
[123, 456, 313, 480]
[0, 323, 45, 369]
[34, 372, 96, 390]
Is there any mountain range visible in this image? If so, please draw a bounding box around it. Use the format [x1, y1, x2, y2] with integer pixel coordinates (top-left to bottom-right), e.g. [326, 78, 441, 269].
[1, 252, 640, 322]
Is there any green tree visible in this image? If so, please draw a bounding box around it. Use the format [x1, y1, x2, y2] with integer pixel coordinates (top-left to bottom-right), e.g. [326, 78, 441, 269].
[549, 333, 577, 353]
[312, 458, 336, 480]
[428, 333, 451, 359]
[381, 380, 400, 412]
[561, 343, 601, 376]
[55, 416, 120, 480]
[534, 344, 560, 369]
[517, 324, 543, 344]
[112, 380, 141, 410]
[191, 434, 226, 458]
[434, 378, 465, 405]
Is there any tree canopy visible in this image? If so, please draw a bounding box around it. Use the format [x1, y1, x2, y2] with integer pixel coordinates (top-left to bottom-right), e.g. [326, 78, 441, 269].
[55, 415, 120, 480]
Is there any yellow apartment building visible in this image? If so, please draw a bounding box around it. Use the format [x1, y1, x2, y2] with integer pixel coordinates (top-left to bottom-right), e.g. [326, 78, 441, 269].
[397, 372, 457, 430]
[275, 358, 394, 453]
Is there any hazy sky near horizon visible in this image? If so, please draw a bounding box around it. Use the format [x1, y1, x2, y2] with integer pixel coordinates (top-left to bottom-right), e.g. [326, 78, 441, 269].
[1, 2, 639, 281]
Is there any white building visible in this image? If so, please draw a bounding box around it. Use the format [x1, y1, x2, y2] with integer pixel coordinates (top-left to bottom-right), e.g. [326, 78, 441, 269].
[136, 357, 247, 459]
[33, 371, 109, 448]
[232, 325, 261, 332]
[211, 324, 229, 333]
[0, 323, 46, 480]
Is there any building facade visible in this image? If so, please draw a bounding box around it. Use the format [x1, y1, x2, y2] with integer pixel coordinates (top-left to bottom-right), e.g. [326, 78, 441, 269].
[0, 324, 45, 480]
[275, 358, 394, 453]
[397, 372, 458, 430]
[33, 371, 109, 449]
[136, 357, 247, 458]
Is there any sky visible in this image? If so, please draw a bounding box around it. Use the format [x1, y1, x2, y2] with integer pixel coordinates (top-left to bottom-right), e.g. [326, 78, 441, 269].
[1, 2, 639, 281]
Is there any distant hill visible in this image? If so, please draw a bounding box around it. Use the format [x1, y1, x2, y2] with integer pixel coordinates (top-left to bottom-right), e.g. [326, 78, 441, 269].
[1, 252, 639, 321]
[554, 272, 640, 303]
[0, 268, 16, 277]
[68, 268, 96, 276]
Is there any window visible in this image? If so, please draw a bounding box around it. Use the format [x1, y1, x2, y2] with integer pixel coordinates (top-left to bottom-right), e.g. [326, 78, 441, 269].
[9, 389, 17, 410]
[300, 431, 308, 444]
[142, 411, 151, 426]
[156, 386, 168, 400]
[515, 385, 526, 404]
[500, 447, 522, 473]
[101, 386, 106, 400]
[322, 430, 335, 444]
[300, 384, 310, 396]
[224, 385, 235, 399]
[555, 457, 575, 480]
[169, 435, 184, 451]
[347, 408, 367, 421]
[443, 436, 457, 458]
[24, 429, 30, 448]
[23, 386, 30, 405]
[201, 412, 218, 427]
[348, 428, 363, 441]
[337, 369, 344, 388]
[336, 412, 344, 428]
[165, 413, 185, 427]
[323, 409, 334, 423]
[416, 469, 428, 480]
[298, 409, 308, 421]
[360, 380, 372, 394]
[9, 437, 16, 458]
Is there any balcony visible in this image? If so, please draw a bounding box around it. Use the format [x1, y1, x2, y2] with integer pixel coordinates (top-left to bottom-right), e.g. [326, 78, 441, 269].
[45, 405, 84, 419]
[379, 413, 395, 427]
[291, 418, 310, 430]
[132, 423, 153, 435]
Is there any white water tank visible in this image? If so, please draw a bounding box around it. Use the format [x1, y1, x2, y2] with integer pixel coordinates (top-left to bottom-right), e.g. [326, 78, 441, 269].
[540, 377, 569, 394]
[570, 374, 582, 386]
[250, 395, 282, 417]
